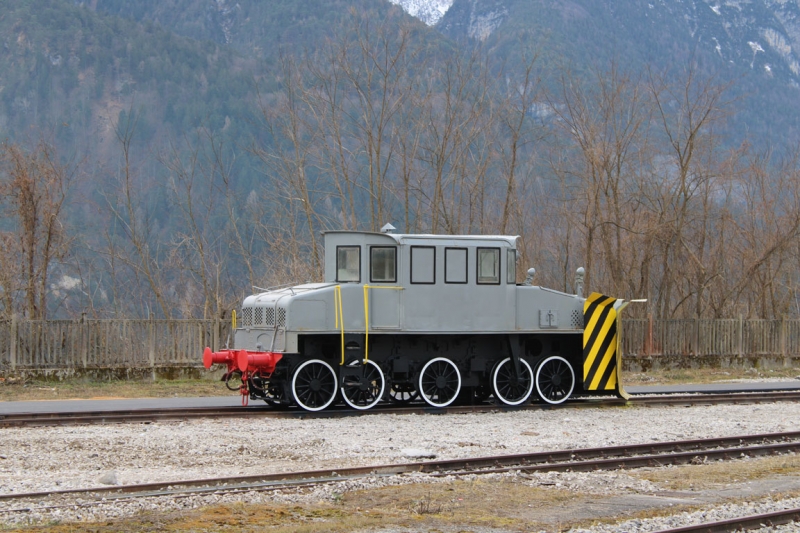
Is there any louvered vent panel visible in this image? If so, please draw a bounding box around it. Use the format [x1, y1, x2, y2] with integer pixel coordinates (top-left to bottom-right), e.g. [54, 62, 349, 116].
[572, 310, 583, 329]
[277, 308, 286, 327]
[254, 307, 263, 326]
[265, 308, 275, 326]
[241, 307, 253, 327]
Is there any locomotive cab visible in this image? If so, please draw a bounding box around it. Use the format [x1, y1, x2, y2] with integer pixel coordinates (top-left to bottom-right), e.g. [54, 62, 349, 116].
[203, 229, 627, 410]
[323, 229, 519, 333]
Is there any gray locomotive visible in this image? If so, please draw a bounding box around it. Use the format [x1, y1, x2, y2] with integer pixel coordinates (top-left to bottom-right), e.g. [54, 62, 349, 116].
[203, 226, 629, 410]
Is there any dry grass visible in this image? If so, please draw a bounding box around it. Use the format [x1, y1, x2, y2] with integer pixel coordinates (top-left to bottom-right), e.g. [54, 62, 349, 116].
[623, 366, 800, 386]
[0, 377, 225, 402]
[2, 479, 583, 532]
[566, 491, 800, 532]
[631, 455, 800, 490]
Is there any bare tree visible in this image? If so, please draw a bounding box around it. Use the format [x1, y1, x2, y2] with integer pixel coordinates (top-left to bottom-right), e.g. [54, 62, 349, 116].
[496, 48, 545, 235]
[101, 106, 172, 318]
[415, 51, 495, 234]
[725, 148, 800, 318]
[548, 61, 651, 298]
[0, 141, 74, 320]
[336, 11, 420, 231]
[253, 53, 324, 278]
[0, 232, 18, 317]
[646, 63, 735, 318]
[160, 128, 239, 320]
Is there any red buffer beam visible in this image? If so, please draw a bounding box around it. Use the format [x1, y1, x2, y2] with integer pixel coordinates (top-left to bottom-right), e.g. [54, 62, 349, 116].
[203, 347, 282, 374]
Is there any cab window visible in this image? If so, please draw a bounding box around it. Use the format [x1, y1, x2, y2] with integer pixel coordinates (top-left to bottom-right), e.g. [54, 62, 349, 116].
[337, 246, 360, 282]
[370, 246, 397, 282]
[445, 248, 467, 284]
[411, 246, 435, 284]
[477, 248, 500, 284]
[507, 249, 517, 284]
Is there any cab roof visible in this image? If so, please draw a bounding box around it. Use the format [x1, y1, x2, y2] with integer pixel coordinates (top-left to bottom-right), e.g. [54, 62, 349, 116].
[322, 230, 519, 247]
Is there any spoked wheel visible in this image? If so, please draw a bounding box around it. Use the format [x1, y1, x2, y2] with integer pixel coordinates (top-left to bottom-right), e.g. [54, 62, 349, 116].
[388, 382, 418, 404]
[291, 359, 338, 411]
[534, 355, 575, 405]
[492, 357, 534, 406]
[418, 357, 461, 408]
[340, 359, 385, 410]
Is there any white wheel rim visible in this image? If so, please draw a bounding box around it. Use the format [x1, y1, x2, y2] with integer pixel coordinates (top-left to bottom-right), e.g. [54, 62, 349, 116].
[535, 355, 574, 405]
[341, 360, 385, 411]
[418, 357, 461, 408]
[492, 357, 534, 406]
[291, 359, 338, 411]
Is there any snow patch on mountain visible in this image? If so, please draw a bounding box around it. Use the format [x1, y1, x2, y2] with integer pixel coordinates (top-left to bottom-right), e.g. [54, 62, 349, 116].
[762, 27, 800, 74]
[387, 0, 454, 25]
[468, 5, 508, 41]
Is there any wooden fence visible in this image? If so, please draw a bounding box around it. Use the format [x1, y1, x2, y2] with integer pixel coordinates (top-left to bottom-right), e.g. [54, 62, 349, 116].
[622, 318, 800, 357]
[0, 317, 231, 371]
[1, 317, 799, 371]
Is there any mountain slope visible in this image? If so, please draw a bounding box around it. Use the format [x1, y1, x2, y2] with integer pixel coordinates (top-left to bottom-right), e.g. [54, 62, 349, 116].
[0, 0, 257, 157]
[438, 0, 800, 81]
[87, 0, 429, 61]
[437, 0, 800, 143]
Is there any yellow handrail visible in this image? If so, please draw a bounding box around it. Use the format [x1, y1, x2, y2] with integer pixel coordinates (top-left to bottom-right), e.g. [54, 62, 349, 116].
[334, 286, 345, 365]
[232, 310, 237, 330]
[332, 284, 403, 365]
[362, 285, 403, 362]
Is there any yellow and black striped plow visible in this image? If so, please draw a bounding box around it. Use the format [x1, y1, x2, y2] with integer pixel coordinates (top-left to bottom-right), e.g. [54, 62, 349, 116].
[583, 293, 628, 399]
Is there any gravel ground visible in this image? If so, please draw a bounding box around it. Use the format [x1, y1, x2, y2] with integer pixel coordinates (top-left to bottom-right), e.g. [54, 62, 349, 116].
[1, 401, 800, 530]
[570, 496, 800, 532]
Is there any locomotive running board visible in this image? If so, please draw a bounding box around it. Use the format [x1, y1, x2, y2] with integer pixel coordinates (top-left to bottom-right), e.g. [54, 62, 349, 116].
[582, 293, 630, 400]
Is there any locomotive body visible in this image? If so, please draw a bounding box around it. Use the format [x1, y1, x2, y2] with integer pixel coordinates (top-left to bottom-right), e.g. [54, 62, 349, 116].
[203, 229, 626, 410]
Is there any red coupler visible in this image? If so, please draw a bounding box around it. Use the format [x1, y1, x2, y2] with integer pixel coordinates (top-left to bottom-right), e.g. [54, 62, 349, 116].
[236, 350, 283, 374]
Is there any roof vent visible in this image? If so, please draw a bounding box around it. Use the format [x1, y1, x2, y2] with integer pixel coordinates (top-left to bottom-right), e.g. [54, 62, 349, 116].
[380, 223, 396, 234]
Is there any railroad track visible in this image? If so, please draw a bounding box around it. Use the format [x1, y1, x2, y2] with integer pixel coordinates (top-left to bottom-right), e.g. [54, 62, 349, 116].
[2, 430, 800, 509]
[2, 390, 800, 428]
[652, 507, 800, 532]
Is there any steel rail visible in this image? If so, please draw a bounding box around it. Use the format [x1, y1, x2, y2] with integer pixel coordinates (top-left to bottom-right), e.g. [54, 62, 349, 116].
[2, 391, 800, 428]
[1, 431, 800, 506]
[632, 391, 800, 407]
[0, 403, 508, 427]
[651, 507, 800, 532]
[436, 440, 800, 476]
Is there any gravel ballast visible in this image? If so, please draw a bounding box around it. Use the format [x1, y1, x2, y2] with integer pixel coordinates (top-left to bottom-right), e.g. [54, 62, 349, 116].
[1, 401, 799, 530]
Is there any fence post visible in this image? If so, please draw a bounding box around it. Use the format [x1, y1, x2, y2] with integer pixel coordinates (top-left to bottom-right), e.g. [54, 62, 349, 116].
[80, 313, 87, 369]
[738, 315, 744, 358]
[148, 318, 156, 381]
[781, 316, 786, 358]
[694, 317, 700, 356]
[646, 314, 652, 356]
[213, 317, 219, 352]
[10, 314, 17, 371]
